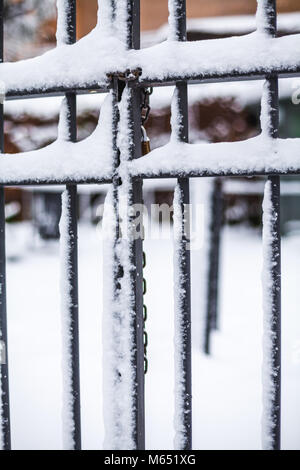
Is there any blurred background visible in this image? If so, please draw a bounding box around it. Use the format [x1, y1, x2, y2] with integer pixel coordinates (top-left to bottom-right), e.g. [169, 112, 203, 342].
[3, 0, 300, 244]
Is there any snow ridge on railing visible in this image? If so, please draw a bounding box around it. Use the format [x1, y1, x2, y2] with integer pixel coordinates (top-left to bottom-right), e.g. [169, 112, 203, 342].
[128, 134, 300, 179]
[1, 11, 300, 94]
[0, 93, 114, 184]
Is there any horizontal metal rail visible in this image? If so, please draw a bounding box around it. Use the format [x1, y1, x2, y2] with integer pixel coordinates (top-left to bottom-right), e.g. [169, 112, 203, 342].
[137, 68, 300, 89]
[0, 177, 112, 186]
[4, 166, 300, 187]
[133, 168, 300, 179]
[3, 66, 300, 101]
[5, 83, 110, 101]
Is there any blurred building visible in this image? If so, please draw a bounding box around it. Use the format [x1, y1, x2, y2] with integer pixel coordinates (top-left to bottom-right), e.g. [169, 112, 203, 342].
[3, 0, 300, 234]
[77, 0, 300, 35]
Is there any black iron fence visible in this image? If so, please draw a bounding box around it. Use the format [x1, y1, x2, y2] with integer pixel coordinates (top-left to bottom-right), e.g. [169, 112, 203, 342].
[0, 0, 298, 450]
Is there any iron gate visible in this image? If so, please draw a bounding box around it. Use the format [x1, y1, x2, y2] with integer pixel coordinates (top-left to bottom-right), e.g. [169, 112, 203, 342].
[0, 0, 299, 450]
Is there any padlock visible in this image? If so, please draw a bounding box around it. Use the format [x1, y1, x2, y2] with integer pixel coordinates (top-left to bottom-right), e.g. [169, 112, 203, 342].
[141, 126, 151, 156]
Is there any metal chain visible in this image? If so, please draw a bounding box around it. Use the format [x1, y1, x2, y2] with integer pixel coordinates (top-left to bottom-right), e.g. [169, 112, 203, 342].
[141, 88, 152, 374]
[141, 87, 153, 125]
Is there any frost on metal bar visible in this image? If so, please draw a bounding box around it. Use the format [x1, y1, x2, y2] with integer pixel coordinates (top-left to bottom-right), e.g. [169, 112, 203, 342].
[262, 179, 281, 450]
[256, 0, 276, 35]
[170, 87, 186, 140]
[259, 0, 281, 451]
[60, 0, 81, 450]
[0, 186, 10, 450]
[168, 0, 184, 41]
[56, 0, 73, 46]
[103, 85, 141, 450]
[102, 78, 135, 450]
[58, 1, 81, 444]
[102, 186, 133, 450]
[102, 185, 136, 450]
[173, 183, 192, 450]
[169, 0, 192, 450]
[102, 0, 145, 449]
[59, 188, 80, 450]
[114, 0, 130, 46]
[0, 0, 10, 451]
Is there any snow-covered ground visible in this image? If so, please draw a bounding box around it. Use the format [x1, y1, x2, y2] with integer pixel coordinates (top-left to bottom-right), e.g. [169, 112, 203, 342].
[4, 219, 300, 450]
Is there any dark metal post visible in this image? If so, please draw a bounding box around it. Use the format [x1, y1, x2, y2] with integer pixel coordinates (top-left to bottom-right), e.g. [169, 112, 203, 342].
[109, 0, 144, 450]
[264, 174, 281, 451]
[127, 0, 145, 450]
[172, 0, 192, 450]
[204, 178, 223, 354]
[261, 0, 281, 451]
[129, 86, 145, 450]
[0, 0, 11, 451]
[63, 0, 81, 450]
[129, 0, 140, 49]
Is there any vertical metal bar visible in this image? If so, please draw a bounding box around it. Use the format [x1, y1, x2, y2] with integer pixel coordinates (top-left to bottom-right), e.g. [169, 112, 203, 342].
[260, 0, 281, 451]
[262, 86, 281, 450]
[101, 1, 144, 450]
[129, 87, 145, 450]
[129, 0, 140, 49]
[126, 0, 145, 450]
[63, 0, 81, 450]
[0, 0, 11, 451]
[108, 0, 144, 450]
[263, 175, 281, 451]
[171, 0, 192, 450]
[204, 178, 223, 354]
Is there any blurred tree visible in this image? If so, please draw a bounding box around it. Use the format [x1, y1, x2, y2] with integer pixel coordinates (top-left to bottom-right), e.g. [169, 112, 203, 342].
[4, 0, 56, 61]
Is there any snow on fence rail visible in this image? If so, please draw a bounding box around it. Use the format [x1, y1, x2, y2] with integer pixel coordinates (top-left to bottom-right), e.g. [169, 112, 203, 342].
[0, 94, 114, 185]
[1, 7, 300, 96]
[0, 0, 295, 451]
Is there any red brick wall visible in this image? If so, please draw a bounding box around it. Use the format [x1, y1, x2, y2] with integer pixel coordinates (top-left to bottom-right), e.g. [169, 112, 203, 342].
[141, 0, 300, 31]
[76, 0, 300, 37]
[77, 0, 98, 39]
